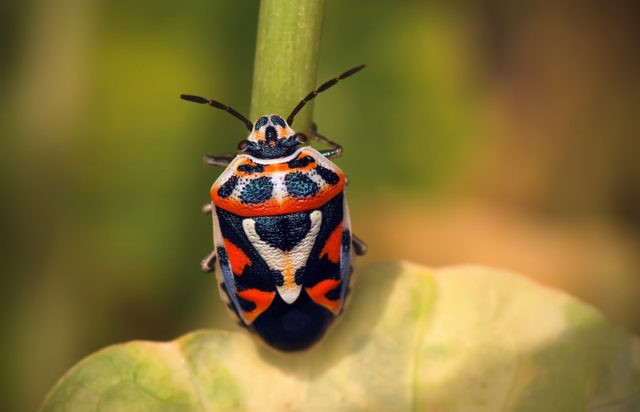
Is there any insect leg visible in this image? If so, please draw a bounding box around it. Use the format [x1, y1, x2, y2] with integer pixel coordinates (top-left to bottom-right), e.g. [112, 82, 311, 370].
[202, 203, 213, 215]
[200, 203, 216, 272]
[310, 123, 343, 159]
[351, 234, 367, 256]
[204, 153, 235, 167]
[201, 250, 217, 273]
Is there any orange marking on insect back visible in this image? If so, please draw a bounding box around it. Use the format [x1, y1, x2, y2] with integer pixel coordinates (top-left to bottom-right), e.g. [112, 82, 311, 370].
[306, 279, 341, 315]
[262, 161, 316, 173]
[223, 239, 252, 276]
[282, 254, 295, 289]
[212, 179, 345, 217]
[320, 224, 343, 264]
[232, 162, 304, 176]
[237, 289, 276, 324]
[262, 163, 290, 173]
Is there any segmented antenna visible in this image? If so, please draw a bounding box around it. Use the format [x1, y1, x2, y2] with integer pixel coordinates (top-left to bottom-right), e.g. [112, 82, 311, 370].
[287, 64, 366, 126]
[181, 94, 253, 131]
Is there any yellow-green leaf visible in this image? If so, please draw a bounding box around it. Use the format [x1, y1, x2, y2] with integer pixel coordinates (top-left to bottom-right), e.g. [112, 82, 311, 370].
[42, 262, 640, 411]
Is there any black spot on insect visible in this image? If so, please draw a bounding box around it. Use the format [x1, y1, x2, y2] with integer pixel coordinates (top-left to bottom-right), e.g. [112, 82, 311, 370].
[315, 165, 340, 185]
[342, 231, 351, 251]
[270, 115, 286, 128]
[224, 299, 238, 315]
[218, 175, 238, 198]
[240, 177, 273, 204]
[285, 172, 319, 198]
[272, 270, 284, 287]
[325, 281, 342, 300]
[237, 293, 257, 312]
[287, 155, 315, 169]
[237, 163, 264, 174]
[217, 246, 229, 265]
[294, 267, 306, 285]
[254, 116, 268, 130]
[265, 126, 277, 143]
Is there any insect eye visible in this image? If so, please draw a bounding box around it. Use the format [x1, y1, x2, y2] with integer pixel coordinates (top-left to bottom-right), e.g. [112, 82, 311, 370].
[237, 140, 250, 151]
[295, 133, 308, 144]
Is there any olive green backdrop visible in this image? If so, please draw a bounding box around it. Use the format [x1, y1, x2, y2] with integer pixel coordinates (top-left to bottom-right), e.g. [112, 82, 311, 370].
[1, 1, 639, 410]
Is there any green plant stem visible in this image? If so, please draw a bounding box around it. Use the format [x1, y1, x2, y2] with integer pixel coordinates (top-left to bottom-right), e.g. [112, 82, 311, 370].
[250, 0, 326, 132]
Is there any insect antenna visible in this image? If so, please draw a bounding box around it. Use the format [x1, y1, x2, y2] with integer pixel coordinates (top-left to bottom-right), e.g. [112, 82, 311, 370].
[287, 64, 366, 126]
[181, 94, 253, 131]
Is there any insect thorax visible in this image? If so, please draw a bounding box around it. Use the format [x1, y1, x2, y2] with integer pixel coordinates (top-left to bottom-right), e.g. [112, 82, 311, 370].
[211, 147, 345, 217]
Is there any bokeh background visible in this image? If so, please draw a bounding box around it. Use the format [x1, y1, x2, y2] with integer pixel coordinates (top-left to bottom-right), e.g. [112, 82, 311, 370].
[2, 0, 639, 410]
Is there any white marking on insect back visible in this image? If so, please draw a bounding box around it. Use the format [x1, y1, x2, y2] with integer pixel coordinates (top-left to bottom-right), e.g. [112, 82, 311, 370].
[306, 168, 329, 189]
[242, 210, 322, 304]
[247, 150, 299, 165]
[269, 173, 288, 202]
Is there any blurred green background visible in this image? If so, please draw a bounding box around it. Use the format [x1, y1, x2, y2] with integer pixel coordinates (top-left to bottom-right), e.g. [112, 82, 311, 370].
[1, 1, 639, 410]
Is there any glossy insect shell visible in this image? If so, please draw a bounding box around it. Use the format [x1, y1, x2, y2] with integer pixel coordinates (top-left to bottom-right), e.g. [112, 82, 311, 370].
[209, 129, 354, 351]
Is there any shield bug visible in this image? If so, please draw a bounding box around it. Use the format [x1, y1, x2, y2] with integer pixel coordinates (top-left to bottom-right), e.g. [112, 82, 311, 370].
[181, 65, 367, 351]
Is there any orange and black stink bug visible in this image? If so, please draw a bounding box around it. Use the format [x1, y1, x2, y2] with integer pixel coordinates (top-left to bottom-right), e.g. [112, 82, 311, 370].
[181, 65, 366, 351]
